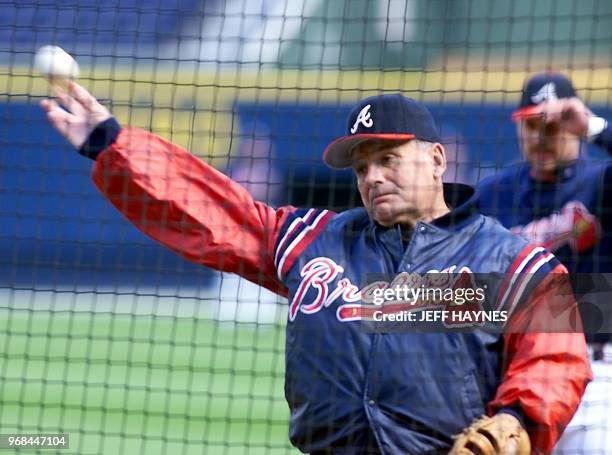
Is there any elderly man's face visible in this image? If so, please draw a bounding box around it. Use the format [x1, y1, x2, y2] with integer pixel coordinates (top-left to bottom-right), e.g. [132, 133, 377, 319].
[352, 140, 444, 227]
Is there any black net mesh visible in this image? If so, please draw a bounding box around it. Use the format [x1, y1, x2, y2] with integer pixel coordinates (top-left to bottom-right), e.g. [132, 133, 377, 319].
[1, 0, 611, 453]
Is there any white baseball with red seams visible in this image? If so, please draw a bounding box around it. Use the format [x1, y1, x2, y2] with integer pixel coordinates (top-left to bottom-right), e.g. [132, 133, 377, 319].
[33, 45, 80, 81]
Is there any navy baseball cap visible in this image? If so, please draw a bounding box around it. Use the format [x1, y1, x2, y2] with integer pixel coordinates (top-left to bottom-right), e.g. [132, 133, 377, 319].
[512, 72, 577, 121]
[323, 93, 441, 169]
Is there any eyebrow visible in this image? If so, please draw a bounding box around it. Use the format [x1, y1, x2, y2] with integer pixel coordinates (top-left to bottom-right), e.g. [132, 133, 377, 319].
[352, 144, 400, 162]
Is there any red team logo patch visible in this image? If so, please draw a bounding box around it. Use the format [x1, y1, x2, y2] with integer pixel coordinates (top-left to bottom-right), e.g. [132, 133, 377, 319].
[511, 201, 600, 253]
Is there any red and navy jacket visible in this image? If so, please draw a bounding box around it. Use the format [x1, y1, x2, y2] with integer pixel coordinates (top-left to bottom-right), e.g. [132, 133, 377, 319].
[85, 123, 591, 454]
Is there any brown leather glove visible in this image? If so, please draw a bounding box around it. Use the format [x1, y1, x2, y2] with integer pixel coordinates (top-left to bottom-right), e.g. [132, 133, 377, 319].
[449, 413, 531, 454]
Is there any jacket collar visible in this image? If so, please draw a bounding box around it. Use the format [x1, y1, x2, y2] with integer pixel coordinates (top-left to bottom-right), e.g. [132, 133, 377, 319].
[433, 183, 478, 228]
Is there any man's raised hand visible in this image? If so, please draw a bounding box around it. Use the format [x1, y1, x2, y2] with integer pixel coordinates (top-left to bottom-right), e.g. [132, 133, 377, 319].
[40, 81, 112, 149]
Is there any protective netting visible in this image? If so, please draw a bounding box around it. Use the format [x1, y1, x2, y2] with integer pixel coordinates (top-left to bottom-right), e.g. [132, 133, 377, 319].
[1, 0, 611, 453]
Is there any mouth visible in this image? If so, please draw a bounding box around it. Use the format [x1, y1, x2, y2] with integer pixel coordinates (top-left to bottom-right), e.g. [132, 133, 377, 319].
[371, 193, 394, 204]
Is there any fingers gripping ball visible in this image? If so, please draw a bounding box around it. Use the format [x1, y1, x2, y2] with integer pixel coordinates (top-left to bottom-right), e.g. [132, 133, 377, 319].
[450, 414, 531, 454]
[34, 45, 80, 86]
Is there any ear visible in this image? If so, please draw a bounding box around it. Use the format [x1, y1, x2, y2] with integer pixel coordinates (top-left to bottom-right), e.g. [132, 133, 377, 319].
[430, 143, 447, 179]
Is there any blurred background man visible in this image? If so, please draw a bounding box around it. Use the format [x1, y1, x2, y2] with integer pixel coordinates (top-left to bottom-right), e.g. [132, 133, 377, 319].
[477, 72, 612, 453]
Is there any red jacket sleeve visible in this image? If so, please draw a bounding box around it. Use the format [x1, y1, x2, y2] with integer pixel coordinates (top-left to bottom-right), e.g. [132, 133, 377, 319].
[91, 127, 296, 296]
[489, 252, 592, 454]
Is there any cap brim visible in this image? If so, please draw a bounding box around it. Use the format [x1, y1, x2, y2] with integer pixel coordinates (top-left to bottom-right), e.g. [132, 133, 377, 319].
[511, 105, 542, 122]
[323, 134, 416, 169]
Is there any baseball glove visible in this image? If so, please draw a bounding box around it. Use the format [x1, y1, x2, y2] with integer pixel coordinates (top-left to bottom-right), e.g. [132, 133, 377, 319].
[449, 413, 531, 454]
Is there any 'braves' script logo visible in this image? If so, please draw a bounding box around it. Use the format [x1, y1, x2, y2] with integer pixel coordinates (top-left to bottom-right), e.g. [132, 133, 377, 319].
[531, 82, 558, 104]
[288, 257, 478, 323]
[350, 104, 373, 134]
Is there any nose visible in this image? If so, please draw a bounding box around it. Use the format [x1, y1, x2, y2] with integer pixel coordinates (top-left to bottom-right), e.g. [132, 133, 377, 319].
[535, 129, 548, 147]
[521, 126, 547, 151]
[363, 164, 384, 187]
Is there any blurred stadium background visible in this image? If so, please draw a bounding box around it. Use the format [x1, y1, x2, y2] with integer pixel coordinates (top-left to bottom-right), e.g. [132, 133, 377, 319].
[0, 0, 611, 453]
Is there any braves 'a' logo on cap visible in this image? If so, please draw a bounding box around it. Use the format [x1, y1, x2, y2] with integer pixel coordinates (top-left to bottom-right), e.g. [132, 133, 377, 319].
[531, 82, 558, 104]
[350, 104, 373, 134]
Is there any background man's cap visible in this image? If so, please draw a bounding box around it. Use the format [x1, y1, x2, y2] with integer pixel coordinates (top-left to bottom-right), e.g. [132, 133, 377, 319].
[323, 93, 441, 169]
[512, 72, 578, 121]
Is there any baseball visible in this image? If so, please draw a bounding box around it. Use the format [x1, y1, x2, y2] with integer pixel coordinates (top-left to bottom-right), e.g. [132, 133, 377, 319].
[33, 45, 80, 82]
